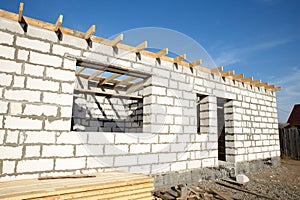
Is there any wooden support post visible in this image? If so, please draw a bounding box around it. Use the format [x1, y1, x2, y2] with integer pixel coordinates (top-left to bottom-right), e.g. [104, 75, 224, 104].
[189, 59, 202, 68]
[54, 15, 63, 31]
[75, 67, 85, 75]
[221, 70, 235, 77]
[240, 77, 253, 83]
[173, 54, 186, 63]
[132, 41, 147, 53]
[230, 73, 244, 80]
[155, 48, 168, 58]
[110, 34, 123, 46]
[88, 70, 102, 80]
[211, 66, 224, 74]
[18, 2, 24, 22]
[84, 25, 96, 40]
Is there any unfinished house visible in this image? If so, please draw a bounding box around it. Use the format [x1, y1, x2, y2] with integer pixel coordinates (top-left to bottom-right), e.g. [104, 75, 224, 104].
[0, 4, 281, 189]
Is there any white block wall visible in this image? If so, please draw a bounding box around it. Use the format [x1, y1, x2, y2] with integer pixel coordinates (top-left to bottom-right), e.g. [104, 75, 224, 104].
[0, 16, 280, 181]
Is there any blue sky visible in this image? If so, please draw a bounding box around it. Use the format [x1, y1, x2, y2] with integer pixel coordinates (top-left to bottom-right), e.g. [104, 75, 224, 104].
[0, 0, 299, 122]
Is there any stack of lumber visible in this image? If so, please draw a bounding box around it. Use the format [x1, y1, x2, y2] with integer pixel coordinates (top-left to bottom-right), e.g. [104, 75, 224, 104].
[0, 171, 154, 200]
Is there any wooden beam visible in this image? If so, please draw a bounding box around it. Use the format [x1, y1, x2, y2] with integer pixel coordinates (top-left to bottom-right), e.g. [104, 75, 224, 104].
[155, 48, 168, 58]
[74, 88, 142, 100]
[250, 80, 261, 86]
[221, 70, 235, 77]
[256, 82, 268, 87]
[240, 77, 253, 83]
[211, 66, 224, 74]
[265, 84, 274, 89]
[84, 25, 96, 40]
[110, 34, 123, 46]
[75, 67, 85, 75]
[189, 59, 202, 68]
[270, 87, 282, 91]
[132, 41, 147, 53]
[126, 79, 144, 90]
[230, 73, 244, 80]
[54, 14, 63, 31]
[98, 73, 122, 85]
[88, 70, 102, 80]
[173, 54, 186, 63]
[18, 2, 24, 22]
[115, 77, 137, 87]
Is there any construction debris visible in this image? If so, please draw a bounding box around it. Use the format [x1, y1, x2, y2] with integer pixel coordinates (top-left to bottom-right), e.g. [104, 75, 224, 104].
[236, 174, 250, 184]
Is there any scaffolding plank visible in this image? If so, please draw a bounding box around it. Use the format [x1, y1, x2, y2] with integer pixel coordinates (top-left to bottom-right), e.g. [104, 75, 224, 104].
[74, 88, 142, 99]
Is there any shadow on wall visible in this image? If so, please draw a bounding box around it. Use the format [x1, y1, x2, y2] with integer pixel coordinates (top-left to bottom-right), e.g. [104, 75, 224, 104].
[71, 90, 143, 133]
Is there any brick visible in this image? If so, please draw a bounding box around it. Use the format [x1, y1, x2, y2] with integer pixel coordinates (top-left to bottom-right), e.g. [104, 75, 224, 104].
[24, 63, 44, 77]
[88, 132, 114, 144]
[0, 146, 22, 159]
[26, 77, 59, 92]
[0, 59, 22, 74]
[166, 106, 182, 115]
[87, 156, 114, 168]
[0, 17, 23, 34]
[130, 144, 150, 154]
[25, 146, 40, 158]
[157, 96, 173, 105]
[17, 159, 53, 172]
[115, 133, 138, 144]
[16, 37, 50, 53]
[104, 144, 128, 155]
[0, 130, 5, 143]
[30, 52, 62, 67]
[159, 153, 176, 163]
[13, 75, 25, 88]
[0, 31, 14, 45]
[138, 154, 158, 165]
[46, 67, 75, 82]
[55, 157, 85, 170]
[0, 115, 3, 128]
[5, 116, 43, 130]
[2, 160, 15, 174]
[0, 73, 12, 86]
[24, 104, 57, 116]
[60, 106, 73, 118]
[57, 132, 88, 144]
[62, 58, 76, 71]
[61, 34, 88, 49]
[0, 101, 8, 113]
[171, 161, 186, 171]
[114, 155, 137, 166]
[43, 145, 74, 157]
[27, 25, 58, 42]
[43, 92, 73, 106]
[61, 82, 74, 94]
[78, 145, 103, 156]
[151, 86, 166, 95]
[45, 119, 71, 131]
[25, 131, 56, 144]
[0, 45, 15, 59]
[5, 89, 41, 102]
[53, 44, 81, 56]
[6, 130, 19, 143]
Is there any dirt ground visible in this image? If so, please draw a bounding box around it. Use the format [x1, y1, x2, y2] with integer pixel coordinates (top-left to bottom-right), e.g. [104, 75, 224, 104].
[198, 157, 300, 200]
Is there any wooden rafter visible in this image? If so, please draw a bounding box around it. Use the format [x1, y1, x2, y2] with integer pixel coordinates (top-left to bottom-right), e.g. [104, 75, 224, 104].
[127, 79, 144, 89]
[256, 82, 268, 87]
[88, 70, 102, 80]
[84, 25, 96, 40]
[75, 67, 85, 75]
[270, 87, 282, 91]
[265, 85, 275, 89]
[115, 77, 136, 87]
[75, 88, 142, 100]
[189, 59, 202, 68]
[110, 34, 123, 46]
[132, 41, 147, 53]
[54, 15, 63, 31]
[240, 77, 253, 83]
[250, 80, 261, 86]
[173, 54, 186, 63]
[221, 70, 234, 77]
[98, 73, 122, 85]
[155, 48, 168, 58]
[18, 2, 24, 22]
[230, 73, 244, 80]
[211, 66, 224, 74]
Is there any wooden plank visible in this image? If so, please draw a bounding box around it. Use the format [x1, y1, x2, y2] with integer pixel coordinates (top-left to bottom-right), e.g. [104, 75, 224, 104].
[110, 34, 123, 46]
[98, 73, 122, 85]
[38, 174, 96, 180]
[75, 67, 85, 75]
[230, 73, 244, 80]
[210, 188, 234, 200]
[240, 77, 253, 83]
[74, 88, 142, 99]
[84, 25, 96, 39]
[189, 59, 202, 68]
[155, 48, 168, 58]
[173, 54, 186, 63]
[18, 2, 24, 22]
[54, 14, 63, 31]
[88, 70, 102, 80]
[115, 76, 137, 87]
[132, 41, 147, 53]
[221, 70, 234, 77]
[211, 66, 224, 74]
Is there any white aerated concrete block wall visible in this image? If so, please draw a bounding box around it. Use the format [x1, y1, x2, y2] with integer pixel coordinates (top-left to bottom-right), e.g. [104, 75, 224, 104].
[0, 15, 280, 181]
